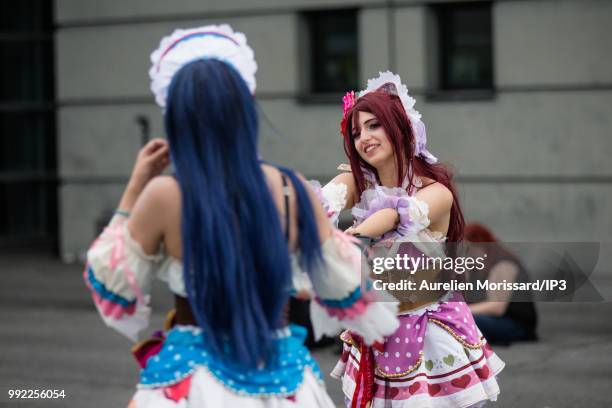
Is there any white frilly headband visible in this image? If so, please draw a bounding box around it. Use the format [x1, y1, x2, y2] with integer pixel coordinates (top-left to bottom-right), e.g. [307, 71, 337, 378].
[353, 71, 437, 164]
[149, 24, 258, 109]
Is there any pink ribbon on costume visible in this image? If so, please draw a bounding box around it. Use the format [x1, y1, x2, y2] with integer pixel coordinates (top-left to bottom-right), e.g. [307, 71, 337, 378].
[103, 223, 146, 306]
[163, 375, 193, 402]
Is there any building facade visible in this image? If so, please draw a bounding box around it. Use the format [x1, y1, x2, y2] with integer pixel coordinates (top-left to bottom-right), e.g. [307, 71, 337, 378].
[0, 1, 56, 250]
[46, 0, 612, 260]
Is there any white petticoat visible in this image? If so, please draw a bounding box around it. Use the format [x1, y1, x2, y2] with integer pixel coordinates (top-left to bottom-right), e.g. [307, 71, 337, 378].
[130, 366, 335, 408]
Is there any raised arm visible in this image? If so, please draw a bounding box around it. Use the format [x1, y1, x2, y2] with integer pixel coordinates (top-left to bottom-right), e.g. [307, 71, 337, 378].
[117, 139, 170, 218]
[345, 208, 399, 238]
[83, 139, 170, 341]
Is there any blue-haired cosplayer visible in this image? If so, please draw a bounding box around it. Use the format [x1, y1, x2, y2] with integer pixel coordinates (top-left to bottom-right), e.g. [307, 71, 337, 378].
[84, 25, 399, 407]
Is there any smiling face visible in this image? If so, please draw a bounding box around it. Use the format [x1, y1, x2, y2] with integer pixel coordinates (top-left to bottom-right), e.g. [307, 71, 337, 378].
[352, 111, 394, 168]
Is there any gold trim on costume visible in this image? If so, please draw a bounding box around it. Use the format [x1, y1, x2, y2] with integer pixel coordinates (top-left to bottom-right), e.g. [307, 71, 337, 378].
[374, 351, 424, 378]
[429, 318, 483, 349]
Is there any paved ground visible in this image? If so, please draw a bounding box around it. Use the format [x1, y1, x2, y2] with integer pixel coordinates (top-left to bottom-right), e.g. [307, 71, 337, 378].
[1, 253, 611, 407]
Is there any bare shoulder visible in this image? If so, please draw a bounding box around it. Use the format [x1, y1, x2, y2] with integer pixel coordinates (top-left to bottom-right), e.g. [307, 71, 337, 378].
[415, 181, 453, 209]
[261, 163, 280, 177]
[330, 171, 356, 188]
[135, 175, 181, 213]
[143, 175, 179, 198]
[128, 176, 180, 253]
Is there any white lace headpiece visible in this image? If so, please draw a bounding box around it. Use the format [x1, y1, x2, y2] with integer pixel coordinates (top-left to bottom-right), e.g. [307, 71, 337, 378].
[149, 24, 257, 109]
[358, 71, 437, 164]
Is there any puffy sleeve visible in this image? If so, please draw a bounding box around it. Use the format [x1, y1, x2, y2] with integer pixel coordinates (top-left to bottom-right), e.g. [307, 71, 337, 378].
[309, 230, 399, 345]
[309, 180, 348, 227]
[352, 185, 430, 237]
[83, 215, 163, 341]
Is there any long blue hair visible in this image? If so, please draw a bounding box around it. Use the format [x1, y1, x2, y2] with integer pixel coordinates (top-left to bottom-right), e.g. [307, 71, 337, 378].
[164, 59, 321, 367]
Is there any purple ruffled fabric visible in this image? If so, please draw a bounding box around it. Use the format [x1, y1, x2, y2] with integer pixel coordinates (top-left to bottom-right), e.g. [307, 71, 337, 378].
[351, 185, 430, 240]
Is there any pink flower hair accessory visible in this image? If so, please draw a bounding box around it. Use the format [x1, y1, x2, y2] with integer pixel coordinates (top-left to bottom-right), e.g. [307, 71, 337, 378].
[340, 90, 356, 135]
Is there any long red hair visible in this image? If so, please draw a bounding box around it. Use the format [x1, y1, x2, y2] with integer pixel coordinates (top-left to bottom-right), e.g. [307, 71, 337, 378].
[464, 223, 498, 243]
[342, 91, 465, 242]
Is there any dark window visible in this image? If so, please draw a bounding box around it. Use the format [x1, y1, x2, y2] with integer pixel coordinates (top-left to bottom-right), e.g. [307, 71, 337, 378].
[303, 10, 358, 94]
[0, 112, 56, 172]
[0, 181, 56, 241]
[435, 2, 493, 91]
[0, 0, 56, 248]
[0, 0, 53, 32]
[0, 41, 54, 102]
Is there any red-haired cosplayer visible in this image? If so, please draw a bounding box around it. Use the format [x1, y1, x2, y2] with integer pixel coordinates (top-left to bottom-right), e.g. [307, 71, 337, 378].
[311, 72, 505, 407]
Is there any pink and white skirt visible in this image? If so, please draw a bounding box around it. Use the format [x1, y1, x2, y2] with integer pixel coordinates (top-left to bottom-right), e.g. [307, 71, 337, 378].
[332, 295, 505, 408]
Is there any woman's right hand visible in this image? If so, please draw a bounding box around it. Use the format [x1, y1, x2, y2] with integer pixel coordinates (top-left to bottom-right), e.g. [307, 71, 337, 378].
[118, 138, 170, 212]
[344, 226, 361, 236]
[128, 138, 170, 192]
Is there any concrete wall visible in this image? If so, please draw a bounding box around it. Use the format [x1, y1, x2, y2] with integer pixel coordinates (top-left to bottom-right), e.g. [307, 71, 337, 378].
[55, 0, 612, 259]
[56, 15, 299, 99]
[55, 0, 380, 22]
[495, 0, 612, 87]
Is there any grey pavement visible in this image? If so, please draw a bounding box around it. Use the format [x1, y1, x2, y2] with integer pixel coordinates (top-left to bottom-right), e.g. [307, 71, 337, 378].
[1, 253, 611, 407]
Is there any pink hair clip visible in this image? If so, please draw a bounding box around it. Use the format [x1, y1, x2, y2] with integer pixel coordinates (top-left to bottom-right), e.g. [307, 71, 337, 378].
[340, 91, 356, 135]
